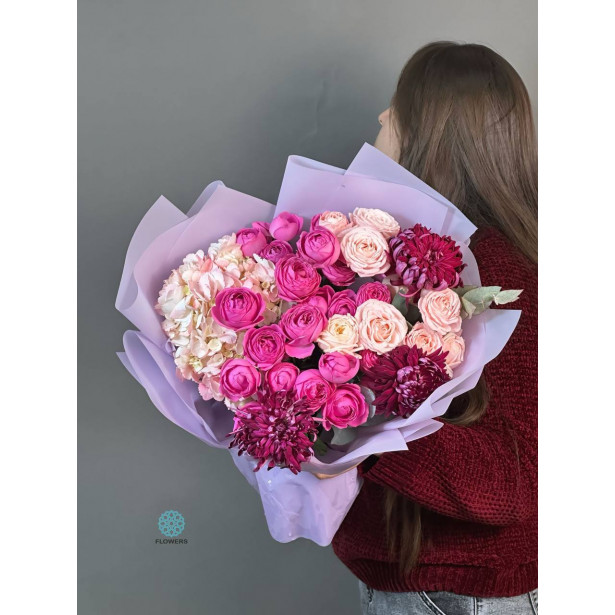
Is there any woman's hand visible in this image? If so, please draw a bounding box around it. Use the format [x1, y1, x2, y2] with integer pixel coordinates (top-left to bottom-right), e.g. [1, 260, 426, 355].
[311, 453, 384, 480]
[312, 462, 361, 480]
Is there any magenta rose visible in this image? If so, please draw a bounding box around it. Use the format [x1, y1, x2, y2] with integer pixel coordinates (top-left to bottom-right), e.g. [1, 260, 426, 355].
[243, 325, 286, 370]
[294, 369, 334, 411]
[259, 239, 293, 264]
[356, 281, 392, 305]
[280, 303, 327, 358]
[269, 211, 304, 241]
[321, 259, 356, 287]
[274, 254, 321, 302]
[359, 349, 379, 371]
[322, 383, 369, 430]
[266, 362, 300, 392]
[318, 352, 360, 384]
[219, 359, 260, 401]
[236, 227, 268, 257]
[327, 289, 357, 317]
[302, 286, 334, 313]
[252, 220, 271, 238]
[211, 287, 265, 331]
[296, 227, 341, 268]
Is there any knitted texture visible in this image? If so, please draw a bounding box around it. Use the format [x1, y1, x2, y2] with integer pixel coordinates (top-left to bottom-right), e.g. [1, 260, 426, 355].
[331, 226, 537, 597]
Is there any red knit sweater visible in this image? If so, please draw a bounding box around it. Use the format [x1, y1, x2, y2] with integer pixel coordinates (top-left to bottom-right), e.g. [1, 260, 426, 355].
[331, 227, 537, 597]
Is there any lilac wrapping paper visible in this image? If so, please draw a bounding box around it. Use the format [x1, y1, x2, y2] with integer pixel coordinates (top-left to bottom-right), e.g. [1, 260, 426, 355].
[116, 143, 521, 546]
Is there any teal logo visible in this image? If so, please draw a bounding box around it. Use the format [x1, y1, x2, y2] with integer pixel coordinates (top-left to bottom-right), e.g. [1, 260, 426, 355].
[158, 510, 185, 537]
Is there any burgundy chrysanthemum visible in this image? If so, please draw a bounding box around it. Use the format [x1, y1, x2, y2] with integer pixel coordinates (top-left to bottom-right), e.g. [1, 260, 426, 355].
[389, 224, 465, 297]
[361, 345, 450, 418]
[227, 389, 317, 475]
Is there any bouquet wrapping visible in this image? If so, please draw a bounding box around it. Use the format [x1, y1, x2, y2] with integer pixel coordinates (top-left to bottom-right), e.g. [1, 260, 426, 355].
[116, 144, 521, 546]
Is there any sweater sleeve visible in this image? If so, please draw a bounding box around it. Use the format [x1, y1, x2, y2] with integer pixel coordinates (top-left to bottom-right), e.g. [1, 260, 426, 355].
[359, 414, 537, 526]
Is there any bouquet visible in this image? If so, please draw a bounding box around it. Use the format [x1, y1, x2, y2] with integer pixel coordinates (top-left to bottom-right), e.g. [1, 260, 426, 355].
[117, 144, 522, 545]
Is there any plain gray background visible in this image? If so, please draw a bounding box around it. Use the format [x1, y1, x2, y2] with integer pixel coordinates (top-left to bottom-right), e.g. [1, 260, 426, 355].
[79, 1, 537, 613]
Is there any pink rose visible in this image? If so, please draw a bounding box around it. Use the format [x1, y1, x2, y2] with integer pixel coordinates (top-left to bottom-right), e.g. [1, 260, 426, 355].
[339, 226, 390, 277]
[417, 289, 462, 335]
[441, 332, 465, 370]
[356, 281, 392, 305]
[311, 211, 352, 236]
[355, 299, 408, 354]
[321, 259, 356, 287]
[318, 352, 360, 384]
[243, 325, 286, 370]
[328, 289, 357, 317]
[259, 239, 293, 264]
[274, 255, 321, 301]
[266, 362, 300, 392]
[359, 349, 379, 371]
[322, 384, 369, 430]
[349, 207, 401, 240]
[219, 359, 260, 401]
[294, 369, 333, 411]
[296, 227, 341, 267]
[269, 211, 304, 241]
[236, 227, 268, 257]
[252, 220, 271, 238]
[405, 322, 443, 355]
[302, 286, 334, 313]
[280, 303, 328, 358]
[211, 287, 265, 331]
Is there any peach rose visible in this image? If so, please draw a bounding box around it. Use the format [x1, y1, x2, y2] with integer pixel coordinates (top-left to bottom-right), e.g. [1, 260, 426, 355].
[355, 299, 408, 354]
[317, 314, 361, 356]
[312, 211, 352, 236]
[417, 289, 462, 335]
[405, 322, 443, 354]
[441, 332, 465, 370]
[349, 207, 401, 240]
[339, 226, 390, 277]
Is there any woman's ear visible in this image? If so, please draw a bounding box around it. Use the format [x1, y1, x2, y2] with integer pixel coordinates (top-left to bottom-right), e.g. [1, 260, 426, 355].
[374, 107, 401, 162]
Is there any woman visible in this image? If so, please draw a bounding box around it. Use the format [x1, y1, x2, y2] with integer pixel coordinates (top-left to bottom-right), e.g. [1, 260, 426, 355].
[330, 42, 538, 614]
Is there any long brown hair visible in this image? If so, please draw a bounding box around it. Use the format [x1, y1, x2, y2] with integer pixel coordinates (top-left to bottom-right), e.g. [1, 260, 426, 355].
[383, 41, 537, 575]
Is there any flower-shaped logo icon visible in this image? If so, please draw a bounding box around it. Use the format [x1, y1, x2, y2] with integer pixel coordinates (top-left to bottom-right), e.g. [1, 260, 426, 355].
[158, 510, 185, 537]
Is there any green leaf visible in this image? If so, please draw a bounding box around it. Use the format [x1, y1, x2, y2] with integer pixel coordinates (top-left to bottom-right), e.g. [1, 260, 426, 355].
[461, 286, 501, 316]
[453, 285, 478, 298]
[494, 289, 524, 305]
[330, 426, 358, 446]
[461, 296, 477, 319]
[360, 386, 377, 420]
[312, 438, 329, 457]
[391, 292, 408, 317]
[405, 302, 422, 325]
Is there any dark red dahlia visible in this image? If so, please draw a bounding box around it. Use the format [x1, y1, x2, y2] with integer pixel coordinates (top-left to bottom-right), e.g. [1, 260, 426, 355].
[361, 345, 450, 418]
[227, 389, 317, 475]
[389, 224, 465, 297]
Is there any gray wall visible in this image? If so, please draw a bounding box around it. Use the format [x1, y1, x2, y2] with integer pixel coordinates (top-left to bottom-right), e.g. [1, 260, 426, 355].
[79, 1, 537, 613]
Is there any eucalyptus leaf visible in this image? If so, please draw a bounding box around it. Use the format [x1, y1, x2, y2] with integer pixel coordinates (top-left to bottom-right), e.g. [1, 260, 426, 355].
[461, 296, 477, 318]
[463, 286, 501, 306]
[392, 292, 408, 317]
[453, 285, 477, 298]
[462, 286, 501, 316]
[360, 413, 389, 428]
[330, 426, 358, 446]
[312, 438, 329, 457]
[494, 289, 524, 305]
[405, 302, 422, 325]
[360, 386, 377, 420]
